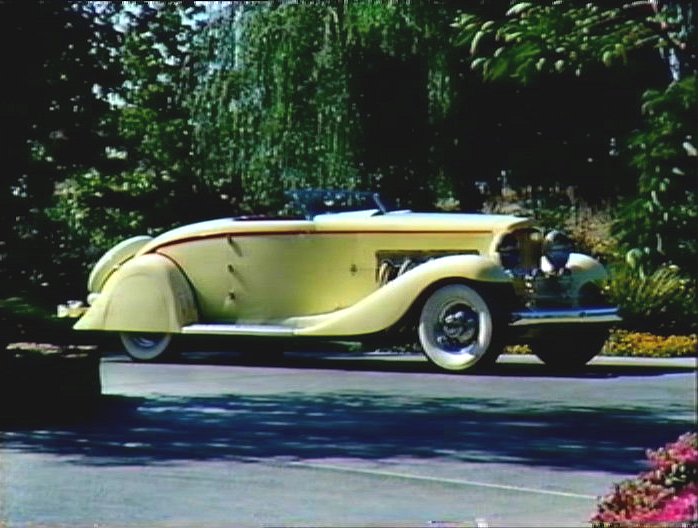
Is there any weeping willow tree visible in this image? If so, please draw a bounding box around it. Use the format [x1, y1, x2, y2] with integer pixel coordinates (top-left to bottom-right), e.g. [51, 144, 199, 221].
[187, 0, 463, 213]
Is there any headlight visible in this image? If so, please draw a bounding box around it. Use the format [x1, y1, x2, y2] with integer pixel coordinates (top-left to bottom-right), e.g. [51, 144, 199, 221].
[542, 230, 573, 271]
[496, 233, 520, 269]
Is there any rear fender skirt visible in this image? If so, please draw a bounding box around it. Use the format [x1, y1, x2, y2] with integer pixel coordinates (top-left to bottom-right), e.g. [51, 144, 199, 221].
[75, 253, 198, 333]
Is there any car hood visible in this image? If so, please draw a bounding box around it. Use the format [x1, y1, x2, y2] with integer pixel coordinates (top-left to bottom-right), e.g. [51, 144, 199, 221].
[314, 211, 534, 232]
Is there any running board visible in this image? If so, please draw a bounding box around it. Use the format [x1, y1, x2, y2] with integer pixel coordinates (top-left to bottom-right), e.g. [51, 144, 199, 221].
[181, 324, 294, 336]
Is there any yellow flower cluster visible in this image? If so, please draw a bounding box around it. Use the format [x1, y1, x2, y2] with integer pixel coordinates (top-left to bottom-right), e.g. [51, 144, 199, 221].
[504, 343, 532, 355]
[603, 330, 697, 358]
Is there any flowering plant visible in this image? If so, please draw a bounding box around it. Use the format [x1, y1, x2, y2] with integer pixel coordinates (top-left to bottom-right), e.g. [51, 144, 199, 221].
[592, 432, 698, 526]
[603, 330, 697, 358]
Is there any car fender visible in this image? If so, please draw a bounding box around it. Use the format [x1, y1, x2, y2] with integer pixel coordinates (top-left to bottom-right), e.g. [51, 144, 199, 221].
[87, 235, 153, 293]
[566, 253, 607, 280]
[566, 253, 609, 295]
[75, 253, 198, 333]
[292, 254, 510, 337]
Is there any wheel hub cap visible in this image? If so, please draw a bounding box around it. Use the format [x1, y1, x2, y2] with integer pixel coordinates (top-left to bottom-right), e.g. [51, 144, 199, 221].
[436, 304, 479, 349]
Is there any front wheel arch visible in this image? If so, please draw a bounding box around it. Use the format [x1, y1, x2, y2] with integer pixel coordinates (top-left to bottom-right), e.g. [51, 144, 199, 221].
[401, 278, 516, 329]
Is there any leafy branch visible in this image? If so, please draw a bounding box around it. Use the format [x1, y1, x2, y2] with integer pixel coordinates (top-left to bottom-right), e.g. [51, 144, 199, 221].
[453, 1, 694, 83]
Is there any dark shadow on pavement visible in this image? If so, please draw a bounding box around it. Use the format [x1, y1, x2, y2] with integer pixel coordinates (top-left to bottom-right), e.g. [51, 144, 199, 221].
[1, 389, 692, 475]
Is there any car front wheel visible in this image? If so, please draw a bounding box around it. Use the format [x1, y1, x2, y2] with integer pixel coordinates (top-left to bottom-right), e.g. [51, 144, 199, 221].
[530, 330, 608, 369]
[418, 284, 502, 372]
[120, 333, 173, 362]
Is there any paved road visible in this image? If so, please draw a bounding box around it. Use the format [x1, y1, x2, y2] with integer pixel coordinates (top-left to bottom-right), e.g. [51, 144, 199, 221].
[1, 351, 695, 527]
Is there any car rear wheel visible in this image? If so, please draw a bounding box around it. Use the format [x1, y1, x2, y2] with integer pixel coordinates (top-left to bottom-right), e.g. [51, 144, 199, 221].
[120, 333, 173, 362]
[531, 330, 608, 369]
[418, 284, 502, 372]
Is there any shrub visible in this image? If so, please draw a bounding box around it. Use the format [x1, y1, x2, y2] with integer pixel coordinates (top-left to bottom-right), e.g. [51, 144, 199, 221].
[606, 263, 698, 335]
[563, 204, 618, 263]
[592, 432, 698, 526]
[613, 76, 697, 274]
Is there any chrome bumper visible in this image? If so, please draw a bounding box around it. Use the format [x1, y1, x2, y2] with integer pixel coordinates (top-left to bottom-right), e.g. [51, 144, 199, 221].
[510, 307, 621, 327]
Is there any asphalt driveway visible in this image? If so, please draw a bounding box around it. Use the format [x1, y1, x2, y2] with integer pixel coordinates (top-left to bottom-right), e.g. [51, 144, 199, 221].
[1, 351, 695, 527]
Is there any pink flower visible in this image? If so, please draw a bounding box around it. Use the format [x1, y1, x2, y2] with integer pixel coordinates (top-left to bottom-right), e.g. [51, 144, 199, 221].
[648, 433, 698, 465]
[591, 433, 698, 527]
[641, 485, 698, 522]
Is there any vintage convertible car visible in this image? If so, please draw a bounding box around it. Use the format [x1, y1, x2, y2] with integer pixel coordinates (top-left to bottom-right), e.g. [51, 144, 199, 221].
[59, 190, 620, 371]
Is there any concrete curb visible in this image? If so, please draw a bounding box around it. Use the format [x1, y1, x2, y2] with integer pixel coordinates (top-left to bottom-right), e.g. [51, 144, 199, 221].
[497, 353, 697, 368]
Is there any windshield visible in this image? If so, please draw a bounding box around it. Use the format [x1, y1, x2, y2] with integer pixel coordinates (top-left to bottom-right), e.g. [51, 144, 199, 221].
[284, 190, 389, 219]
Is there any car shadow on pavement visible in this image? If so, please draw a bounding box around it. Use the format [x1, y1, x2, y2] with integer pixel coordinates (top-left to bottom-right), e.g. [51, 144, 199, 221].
[1, 388, 692, 476]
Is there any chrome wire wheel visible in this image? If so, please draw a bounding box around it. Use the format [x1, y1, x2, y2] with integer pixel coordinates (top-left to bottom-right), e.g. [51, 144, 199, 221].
[120, 332, 172, 362]
[434, 302, 479, 350]
[418, 284, 497, 371]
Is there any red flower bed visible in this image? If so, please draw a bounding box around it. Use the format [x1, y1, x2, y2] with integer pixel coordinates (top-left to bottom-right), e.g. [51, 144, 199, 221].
[592, 432, 698, 526]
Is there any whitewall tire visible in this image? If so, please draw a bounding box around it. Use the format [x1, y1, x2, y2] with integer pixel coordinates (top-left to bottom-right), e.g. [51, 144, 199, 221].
[418, 284, 500, 372]
[120, 333, 173, 362]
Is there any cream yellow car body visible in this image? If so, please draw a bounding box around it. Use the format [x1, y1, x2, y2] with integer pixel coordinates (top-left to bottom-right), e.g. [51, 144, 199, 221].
[65, 197, 619, 369]
[76, 213, 528, 335]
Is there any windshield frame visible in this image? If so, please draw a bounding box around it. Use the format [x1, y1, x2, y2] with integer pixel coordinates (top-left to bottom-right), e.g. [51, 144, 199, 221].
[284, 190, 389, 219]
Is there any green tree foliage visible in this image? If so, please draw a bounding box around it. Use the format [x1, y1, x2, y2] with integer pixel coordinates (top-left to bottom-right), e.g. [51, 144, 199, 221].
[614, 77, 696, 270]
[189, 2, 359, 213]
[0, 1, 123, 301]
[191, 0, 633, 212]
[453, 0, 696, 271]
[454, 1, 694, 83]
[449, 2, 668, 205]
[16, 0, 694, 312]
[189, 1, 463, 212]
[50, 3, 210, 256]
[51, 0, 465, 260]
